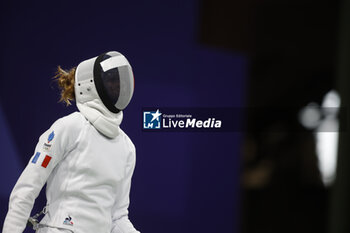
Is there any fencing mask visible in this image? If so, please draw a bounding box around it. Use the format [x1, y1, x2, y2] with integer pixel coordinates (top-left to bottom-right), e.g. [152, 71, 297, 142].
[74, 51, 134, 138]
[75, 51, 134, 113]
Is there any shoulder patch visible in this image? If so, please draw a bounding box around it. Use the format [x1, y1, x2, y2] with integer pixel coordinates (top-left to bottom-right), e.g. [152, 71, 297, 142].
[48, 131, 55, 143]
[41, 155, 52, 168]
[31, 152, 41, 164]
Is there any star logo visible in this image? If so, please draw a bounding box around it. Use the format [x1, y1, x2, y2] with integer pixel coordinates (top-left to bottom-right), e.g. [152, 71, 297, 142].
[150, 109, 162, 122]
[143, 109, 162, 129]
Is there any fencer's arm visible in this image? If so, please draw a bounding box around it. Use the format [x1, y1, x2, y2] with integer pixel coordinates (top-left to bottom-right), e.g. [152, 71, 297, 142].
[2, 117, 81, 233]
[2, 154, 52, 233]
[111, 146, 140, 233]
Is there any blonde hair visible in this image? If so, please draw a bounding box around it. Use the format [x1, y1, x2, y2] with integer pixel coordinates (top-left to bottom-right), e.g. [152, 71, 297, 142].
[53, 66, 76, 106]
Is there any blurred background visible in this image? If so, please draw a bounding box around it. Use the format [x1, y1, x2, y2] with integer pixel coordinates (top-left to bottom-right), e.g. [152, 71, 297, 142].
[0, 0, 349, 233]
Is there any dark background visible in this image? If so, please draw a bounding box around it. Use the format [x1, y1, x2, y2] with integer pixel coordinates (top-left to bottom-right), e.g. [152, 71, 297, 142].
[0, 1, 244, 233]
[1, 0, 350, 233]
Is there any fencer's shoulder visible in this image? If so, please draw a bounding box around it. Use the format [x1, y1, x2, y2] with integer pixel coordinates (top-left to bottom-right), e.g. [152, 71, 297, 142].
[118, 128, 135, 151]
[37, 112, 86, 149]
[51, 111, 86, 133]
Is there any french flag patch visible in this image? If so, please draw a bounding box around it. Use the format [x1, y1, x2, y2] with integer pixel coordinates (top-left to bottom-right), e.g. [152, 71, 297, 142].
[41, 155, 52, 168]
[31, 152, 41, 164]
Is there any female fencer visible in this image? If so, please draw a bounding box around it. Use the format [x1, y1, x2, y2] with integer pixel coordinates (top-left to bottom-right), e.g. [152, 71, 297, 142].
[3, 51, 140, 233]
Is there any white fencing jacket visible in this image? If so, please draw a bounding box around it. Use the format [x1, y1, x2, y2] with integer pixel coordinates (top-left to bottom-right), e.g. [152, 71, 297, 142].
[3, 111, 140, 233]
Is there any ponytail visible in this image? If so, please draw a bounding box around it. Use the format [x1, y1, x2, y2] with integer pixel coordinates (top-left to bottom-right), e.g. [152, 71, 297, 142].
[54, 66, 76, 106]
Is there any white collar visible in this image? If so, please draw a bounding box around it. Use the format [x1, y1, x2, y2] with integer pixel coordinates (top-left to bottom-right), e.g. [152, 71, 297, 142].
[76, 99, 123, 138]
